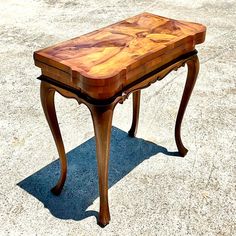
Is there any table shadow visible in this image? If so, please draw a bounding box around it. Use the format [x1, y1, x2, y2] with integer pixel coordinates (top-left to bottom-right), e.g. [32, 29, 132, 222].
[17, 126, 179, 222]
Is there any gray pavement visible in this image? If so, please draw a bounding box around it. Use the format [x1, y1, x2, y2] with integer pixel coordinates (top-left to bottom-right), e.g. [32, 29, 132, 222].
[0, 0, 235, 235]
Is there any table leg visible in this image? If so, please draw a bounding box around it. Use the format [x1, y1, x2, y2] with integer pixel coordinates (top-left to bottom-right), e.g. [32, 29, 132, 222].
[40, 81, 67, 195]
[128, 90, 141, 137]
[89, 104, 114, 227]
[175, 55, 199, 156]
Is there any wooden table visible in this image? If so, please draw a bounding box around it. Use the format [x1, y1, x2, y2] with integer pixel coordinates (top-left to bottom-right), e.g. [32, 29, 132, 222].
[33, 12, 206, 227]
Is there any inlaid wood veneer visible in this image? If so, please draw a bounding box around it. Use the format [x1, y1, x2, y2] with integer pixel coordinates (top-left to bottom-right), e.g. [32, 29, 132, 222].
[34, 12, 206, 100]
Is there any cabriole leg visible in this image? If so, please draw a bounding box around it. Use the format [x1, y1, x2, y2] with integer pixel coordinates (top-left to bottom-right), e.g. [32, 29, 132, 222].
[128, 90, 141, 137]
[89, 104, 114, 227]
[40, 81, 67, 195]
[175, 55, 199, 157]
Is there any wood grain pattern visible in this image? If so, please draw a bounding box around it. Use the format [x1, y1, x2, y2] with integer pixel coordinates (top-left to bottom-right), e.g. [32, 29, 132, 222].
[34, 12, 206, 100]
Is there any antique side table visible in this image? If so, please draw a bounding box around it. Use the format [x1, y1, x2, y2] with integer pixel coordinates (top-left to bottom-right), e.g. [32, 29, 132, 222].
[33, 12, 206, 227]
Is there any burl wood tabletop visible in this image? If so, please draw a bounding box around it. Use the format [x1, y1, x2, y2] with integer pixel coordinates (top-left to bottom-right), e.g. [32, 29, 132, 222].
[34, 12, 206, 99]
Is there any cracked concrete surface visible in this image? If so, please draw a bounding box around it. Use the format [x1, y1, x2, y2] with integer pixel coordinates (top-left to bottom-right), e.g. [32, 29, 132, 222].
[0, 0, 235, 235]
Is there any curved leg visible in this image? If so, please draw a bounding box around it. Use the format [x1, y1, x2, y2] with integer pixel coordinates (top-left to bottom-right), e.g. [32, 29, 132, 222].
[175, 55, 199, 157]
[128, 90, 141, 137]
[40, 81, 67, 195]
[89, 104, 114, 227]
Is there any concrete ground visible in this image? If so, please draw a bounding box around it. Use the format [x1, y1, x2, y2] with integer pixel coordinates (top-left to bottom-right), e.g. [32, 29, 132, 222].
[0, 0, 235, 235]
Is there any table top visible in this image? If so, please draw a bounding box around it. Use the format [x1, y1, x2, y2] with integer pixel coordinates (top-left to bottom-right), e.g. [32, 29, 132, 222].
[34, 12, 206, 100]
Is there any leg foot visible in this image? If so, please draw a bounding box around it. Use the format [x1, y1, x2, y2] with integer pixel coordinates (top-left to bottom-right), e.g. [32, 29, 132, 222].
[175, 55, 199, 157]
[51, 185, 63, 196]
[40, 81, 67, 194]
[97, 220, 109, 228]
[128, 90, 141, 137]
[90, 104, 115, 226]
